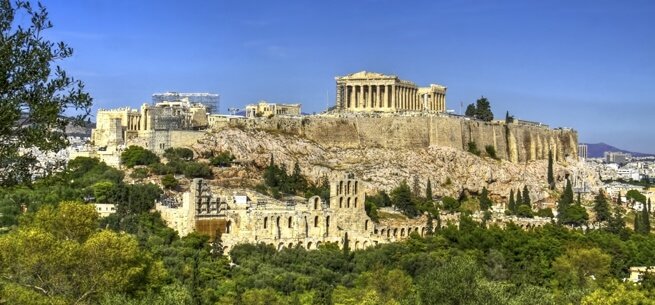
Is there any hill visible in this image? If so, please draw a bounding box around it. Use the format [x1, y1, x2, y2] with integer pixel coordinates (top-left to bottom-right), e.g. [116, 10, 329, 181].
[583, 142, 655, 158]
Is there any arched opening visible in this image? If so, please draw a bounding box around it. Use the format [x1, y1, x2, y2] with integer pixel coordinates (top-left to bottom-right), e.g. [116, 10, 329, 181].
[393, 228, 398, 237]
[326, 216, 330, 233]
[314, 197, 319, 209]
[365, 220, 369, 231]
[354, 197, 358, 208]
[354, 241, 360, 250]
[276, 217, 281, 238]
[339, 197, 343, 208]
[288, 216, 293, 228]
[347, 198, 351, 208]
[339, 181, 343, 195]
[347, 181, 351, 193]
[401, 228, 405, 236]
[288, 242, 294, 248]
[278, 243, 284, 251]
[226, 221, 232, 234]
[264, 217, 268, 229]
[314, 216, 319, 227]
[363, 241, 368, 248]
[381, 229, 386, 236]
[316, 241, 322, 248]
[307, 242, 313, 249]
[354, 181, 358, 193]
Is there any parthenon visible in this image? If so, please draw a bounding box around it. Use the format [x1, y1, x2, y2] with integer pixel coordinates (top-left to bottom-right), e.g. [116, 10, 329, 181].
[335, 71, 447, 113]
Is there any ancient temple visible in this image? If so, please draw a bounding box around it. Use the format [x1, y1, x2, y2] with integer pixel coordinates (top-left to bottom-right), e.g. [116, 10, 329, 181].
[335, 71, 447, 113]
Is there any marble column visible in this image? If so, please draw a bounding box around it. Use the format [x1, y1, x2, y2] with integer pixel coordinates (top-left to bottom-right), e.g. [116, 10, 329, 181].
[391, 85, 396, 109]
[367, 85, 372, 109]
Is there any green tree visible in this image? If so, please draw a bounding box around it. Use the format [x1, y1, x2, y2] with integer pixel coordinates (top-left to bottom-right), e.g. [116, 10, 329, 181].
[557, 179, 574, 224]
[606, 205, 626, 234]
[626, 190, 647, 204]
[441, 196, 460, 213]
[522, 185, 531, 206]
[479, 187, 492, 211]
[0, 0, 92, 186]
[465, 104, 476, 117]
[593, 190, 611, 227]
[182, 162, 212, 178]
[121, 146, 160, 168]
[475, 96, 493, 121]
[485, 145, 498, 159]
[425, 178, 433, 200]
[467, 141, 481, 156]
[508, 189, 516, 214]
[552, 248, 611, 289]
[516, 188, 523, 209]
[391, 180, 418, 217]
[516, 205, 534, 218]
[547, 150, 555, 190]
[209, 151, 234, 167]
[640, 204, 650, 234]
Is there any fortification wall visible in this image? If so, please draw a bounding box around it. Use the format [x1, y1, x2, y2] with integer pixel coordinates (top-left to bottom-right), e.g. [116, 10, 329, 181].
[229, 115, 577, 162]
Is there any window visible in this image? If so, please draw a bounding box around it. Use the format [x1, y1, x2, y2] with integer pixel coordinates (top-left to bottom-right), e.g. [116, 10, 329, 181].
[288, 217, 292, 228]
[264, 217, 268, 229]
[314, 216, 319, 227]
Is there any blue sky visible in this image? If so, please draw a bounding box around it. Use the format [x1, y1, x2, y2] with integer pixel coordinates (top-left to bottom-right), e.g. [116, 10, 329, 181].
[42, 0, 655, 153]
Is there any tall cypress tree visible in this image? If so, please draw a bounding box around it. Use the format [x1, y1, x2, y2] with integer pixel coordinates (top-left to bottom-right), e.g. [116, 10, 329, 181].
[522, 186, 531, 206]
[593, 191, 611, 226]
[426, 178, 433, 200]
[516, 189, 523, 211]
[508, 189, 516, 214]
[642, 204, 651, 234]
[557, 179, 574, 224]
[617, 191, 622, 206]
[547, 150, 555, 190]
[634, 213, 641, 233]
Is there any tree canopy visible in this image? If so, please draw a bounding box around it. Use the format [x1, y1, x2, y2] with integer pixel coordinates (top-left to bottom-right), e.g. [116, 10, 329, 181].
[464, 96, 493, 121]
[0, 0, 92, 186]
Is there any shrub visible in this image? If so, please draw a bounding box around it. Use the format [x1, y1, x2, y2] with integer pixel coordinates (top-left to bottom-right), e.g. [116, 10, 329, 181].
[209, 151, 235, 167]
[536, 208, 554, 218]
[442, 196, 460, 212]
[516, 205, 534, 218]
[183, 162, 212, 178]
[129, 168, 149, 180]
[485, 145, 498, 159]
[163, 147, 194, 161]
[121, 146, 160, 168]
[161, 174, 178, 190]
[467, 142, 480, 156]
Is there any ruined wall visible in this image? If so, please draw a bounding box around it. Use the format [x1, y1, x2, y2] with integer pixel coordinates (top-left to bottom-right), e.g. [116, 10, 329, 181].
[229, 116, 578, 162]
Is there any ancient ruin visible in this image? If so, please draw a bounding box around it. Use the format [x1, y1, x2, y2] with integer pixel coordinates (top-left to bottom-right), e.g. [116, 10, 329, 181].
[335, 71, 447, 113]
[157, 175, 434, 253]
[245, 101, 302, 118]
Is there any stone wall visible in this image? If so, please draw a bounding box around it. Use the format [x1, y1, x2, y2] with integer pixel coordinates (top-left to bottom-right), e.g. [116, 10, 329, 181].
[229, 115, 577, 162]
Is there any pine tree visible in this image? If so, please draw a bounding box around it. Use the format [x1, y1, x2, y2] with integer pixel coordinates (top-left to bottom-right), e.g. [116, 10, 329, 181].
[547, 150, 555, 190]
[522, 186, 531, 206]
[508, 189, 516, 214]
[426, 178, 433, 200]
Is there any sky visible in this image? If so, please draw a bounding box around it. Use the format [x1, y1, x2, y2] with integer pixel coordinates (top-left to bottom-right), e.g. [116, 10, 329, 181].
[38, 0, 655, 153]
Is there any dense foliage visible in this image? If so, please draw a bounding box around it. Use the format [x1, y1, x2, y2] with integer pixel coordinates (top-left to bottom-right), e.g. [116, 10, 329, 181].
[464, 96, 494, 121]
[121, 146, 160, 168]
[4, 199, 655, 304]
[0, 0, 92, 186]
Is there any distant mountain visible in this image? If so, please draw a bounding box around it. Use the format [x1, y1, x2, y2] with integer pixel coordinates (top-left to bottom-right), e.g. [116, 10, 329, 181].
[582, 142, 655, 158]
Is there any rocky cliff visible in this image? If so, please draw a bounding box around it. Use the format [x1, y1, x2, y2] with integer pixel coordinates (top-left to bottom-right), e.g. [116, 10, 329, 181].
[194, 127, 599, 205]
[229, 115, 578, 163]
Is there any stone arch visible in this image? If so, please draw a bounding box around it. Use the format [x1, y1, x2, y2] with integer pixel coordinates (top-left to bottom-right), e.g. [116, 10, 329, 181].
[314, 197, 320, 210]
[393, 228, 398, 237]
[316, 241, 322, 248]
[278, 242, 284, 251]
[288, 242, 294, 248]
[400, 228, 405, 237]
[339, 197, 343, 208]
[339, 181, 343, 195]
[314, 216, 319, 227]
[347, 197, 351, 208]
[363, 241, 368, 248]
[276, 217, 281, 238]
[347, 181, 351, 193]
[326, 216, 330, 233]
[307, 241, 313, 249]
[381, 229, 386, 236]
[415, 227, 419, 233]
[365, 219, 369, 231]
[421, 227, 426, 236]
[226, 220, 232, 233]
[264, 217, 268, 229]
[354, 181, 358, 193]
[288, 216, 292, 228]
[354, 241, 360, 250]
[354, 197, 358, 208]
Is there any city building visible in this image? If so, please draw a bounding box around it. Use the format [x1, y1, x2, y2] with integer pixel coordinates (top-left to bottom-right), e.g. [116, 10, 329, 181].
[578, 144, 587, 161]
[245, 101, 301, 118]
[152, 92, 220, 114]
[605, 151, 631, 164]
[334, 71, 447, 113]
